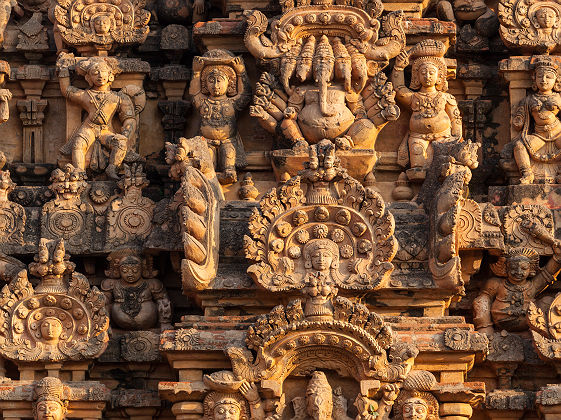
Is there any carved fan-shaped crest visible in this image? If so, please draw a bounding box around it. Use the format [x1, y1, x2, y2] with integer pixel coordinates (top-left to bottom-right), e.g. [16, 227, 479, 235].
[53, 0, 150, 51]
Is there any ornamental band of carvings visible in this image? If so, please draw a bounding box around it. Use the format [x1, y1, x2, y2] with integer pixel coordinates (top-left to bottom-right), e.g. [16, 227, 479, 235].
[244, 140, 397, 293]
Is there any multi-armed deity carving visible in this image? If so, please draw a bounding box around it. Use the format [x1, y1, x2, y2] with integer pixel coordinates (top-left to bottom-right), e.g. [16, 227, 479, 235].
[244, 0, 405, 151]
[102, 249, 172, 331]
[501, 56, 561, 184]
[392, 40, 462, 179]
[499, 0, 561, 53]
[189, 49, 251, 185]
[244, 140, 397, 295]
[56, 54, 146, 180]
[41, 164, 94, 254]
[474, 219, 561, 334]
[51, 0, 150, 54]
[32, 377, 68, 420]
[0, 239, 109, 363]
[164, 136, 224, 291]
[0, 153, 25, 253]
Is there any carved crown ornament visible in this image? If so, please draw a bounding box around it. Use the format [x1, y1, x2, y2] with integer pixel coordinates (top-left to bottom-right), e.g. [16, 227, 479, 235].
[244, 140, 398, 293]
[499, 0, 561, 53]
[0, 239, 109, 363]
[52, 0, 151, 53]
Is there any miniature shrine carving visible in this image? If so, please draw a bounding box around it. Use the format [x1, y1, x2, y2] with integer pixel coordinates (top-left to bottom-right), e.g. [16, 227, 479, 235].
[41, 164, 94, 254]
[32, 377, 68, 420]
[501, 56, 561, 184]
[56, 54, 145, 179]
[102, 249, 172, 331]
[392, 40, 462, 178]
[244, 0, 405, 151]
[0, 239, 109, 363]
[189, 49, 251, 185]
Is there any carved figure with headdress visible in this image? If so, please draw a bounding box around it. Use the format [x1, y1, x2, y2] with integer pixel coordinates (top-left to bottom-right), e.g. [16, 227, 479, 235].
[32, 377, 68, 420]
[392, 40, 462, 177]
[0, 60, 11, 124]
[101, 249, 172, 331]
[473, 240, 561, 334]
[502, 56, 561, 184]
[189, 49, 251, 185]
[392, 371, 439, 420]
[56, 53, 145, 179]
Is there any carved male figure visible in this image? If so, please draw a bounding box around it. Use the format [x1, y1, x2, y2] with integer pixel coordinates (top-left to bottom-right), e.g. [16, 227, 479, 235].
[392, 40, 462, 174]
[32, 377, 68, 420]
[473, 241, 561, 334]
[190, 49, 251, 184]
[102, 250, 172, 331]
[508, 56, 561, 183]
[56, 53, 143, 179]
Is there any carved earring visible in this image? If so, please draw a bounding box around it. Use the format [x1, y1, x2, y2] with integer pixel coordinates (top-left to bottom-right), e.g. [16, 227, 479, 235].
[304, 258, 312, 269]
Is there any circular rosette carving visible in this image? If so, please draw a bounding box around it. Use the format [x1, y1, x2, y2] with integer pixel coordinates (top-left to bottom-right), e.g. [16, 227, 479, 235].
[457, 199, 482, 249]
[502, 205, 554, 254]
[48, 209, 85, 237]
[0, 202, 25, 245]
[548, 293, 561, 340]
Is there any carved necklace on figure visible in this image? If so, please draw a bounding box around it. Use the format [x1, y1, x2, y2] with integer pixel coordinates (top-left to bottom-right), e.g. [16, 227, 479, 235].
[530, 93, 560, 119]
[412, 92, 445, 118]
[200, 97, 229, 127]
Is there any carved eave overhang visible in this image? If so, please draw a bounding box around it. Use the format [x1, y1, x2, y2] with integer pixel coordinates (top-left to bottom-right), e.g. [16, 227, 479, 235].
[193, 17, 456, 53]
[0, 380, 109, 418]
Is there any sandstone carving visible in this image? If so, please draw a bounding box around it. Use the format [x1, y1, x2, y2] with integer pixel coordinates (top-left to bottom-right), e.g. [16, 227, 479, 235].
[41, 164, 94, 254]
[244, 1, 404, 151]
[474, 224, 561, 334]
[244, 140, 397, 293]
[0, 153, 25, 252]
[102, 249, 172, 331]
[189, 49, 251, 185]
[501, 56, 561, 184]
[32, 377, 68, 420]
[0, 239, 109, 362]
[0, 61, 11, 124]
[499, 0, 561, 53]
[528, 290, 561, 362]
[393, 370, 439, 420]
[165, 136, 224, 291]
[51, 0, 150, 53]
[56, 53, 145, 179]
[392, 40, 462, 179]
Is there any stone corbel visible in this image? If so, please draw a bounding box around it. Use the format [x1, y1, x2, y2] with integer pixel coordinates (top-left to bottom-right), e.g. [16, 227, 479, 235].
[14, 65, 49, 164]
[537, 385, 561, 420]
[484, 389, 533, 420]
[156, 65, 191, 143]
[433, 382, 486, 420]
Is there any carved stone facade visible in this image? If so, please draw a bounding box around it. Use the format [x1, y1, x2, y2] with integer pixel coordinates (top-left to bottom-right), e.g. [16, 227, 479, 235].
[0, 0, 559, 417]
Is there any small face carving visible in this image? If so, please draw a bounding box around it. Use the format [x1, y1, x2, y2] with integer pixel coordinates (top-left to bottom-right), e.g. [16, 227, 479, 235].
[535, 67, 557, 92]
[35, 400, 65, 420]
[536, 7, 557, 28]
[418, 62, 439, 88]
[93, 15, 111, 34]
[507, 256, 531, 283]
[206, 71, 229, 97]
[402, 397, 429, 420]
[120, 257, 142, 283]
[213, 403, 241, 420]
[88, 63, 112, 88]
[311, 248, 333, 272]
[40, 318, 64, 342]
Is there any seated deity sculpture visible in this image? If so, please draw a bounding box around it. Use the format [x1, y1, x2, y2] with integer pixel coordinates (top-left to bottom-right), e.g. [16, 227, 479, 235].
[505, 56, 561, 184]
[102, 250, 172, 331]
[190, 49, 251, 185]
[392, 40, 462, 178]
[473, 241, 561, 334]
[56, 53, 145, 180]
[32, 377, 68, 420]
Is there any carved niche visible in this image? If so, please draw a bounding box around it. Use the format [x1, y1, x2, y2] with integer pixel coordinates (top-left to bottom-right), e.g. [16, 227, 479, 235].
[40, 164, 94, 254]
[105, 163, 154, 248]
[0, 155, 25, 253]
[164, 136, 224, 292]
[52, 0, 151, 53]
[244, 140, 398, 293]
[244, 0, 405, 152]
[0, 239, 109, 363]
[499, 0, 561, 53]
